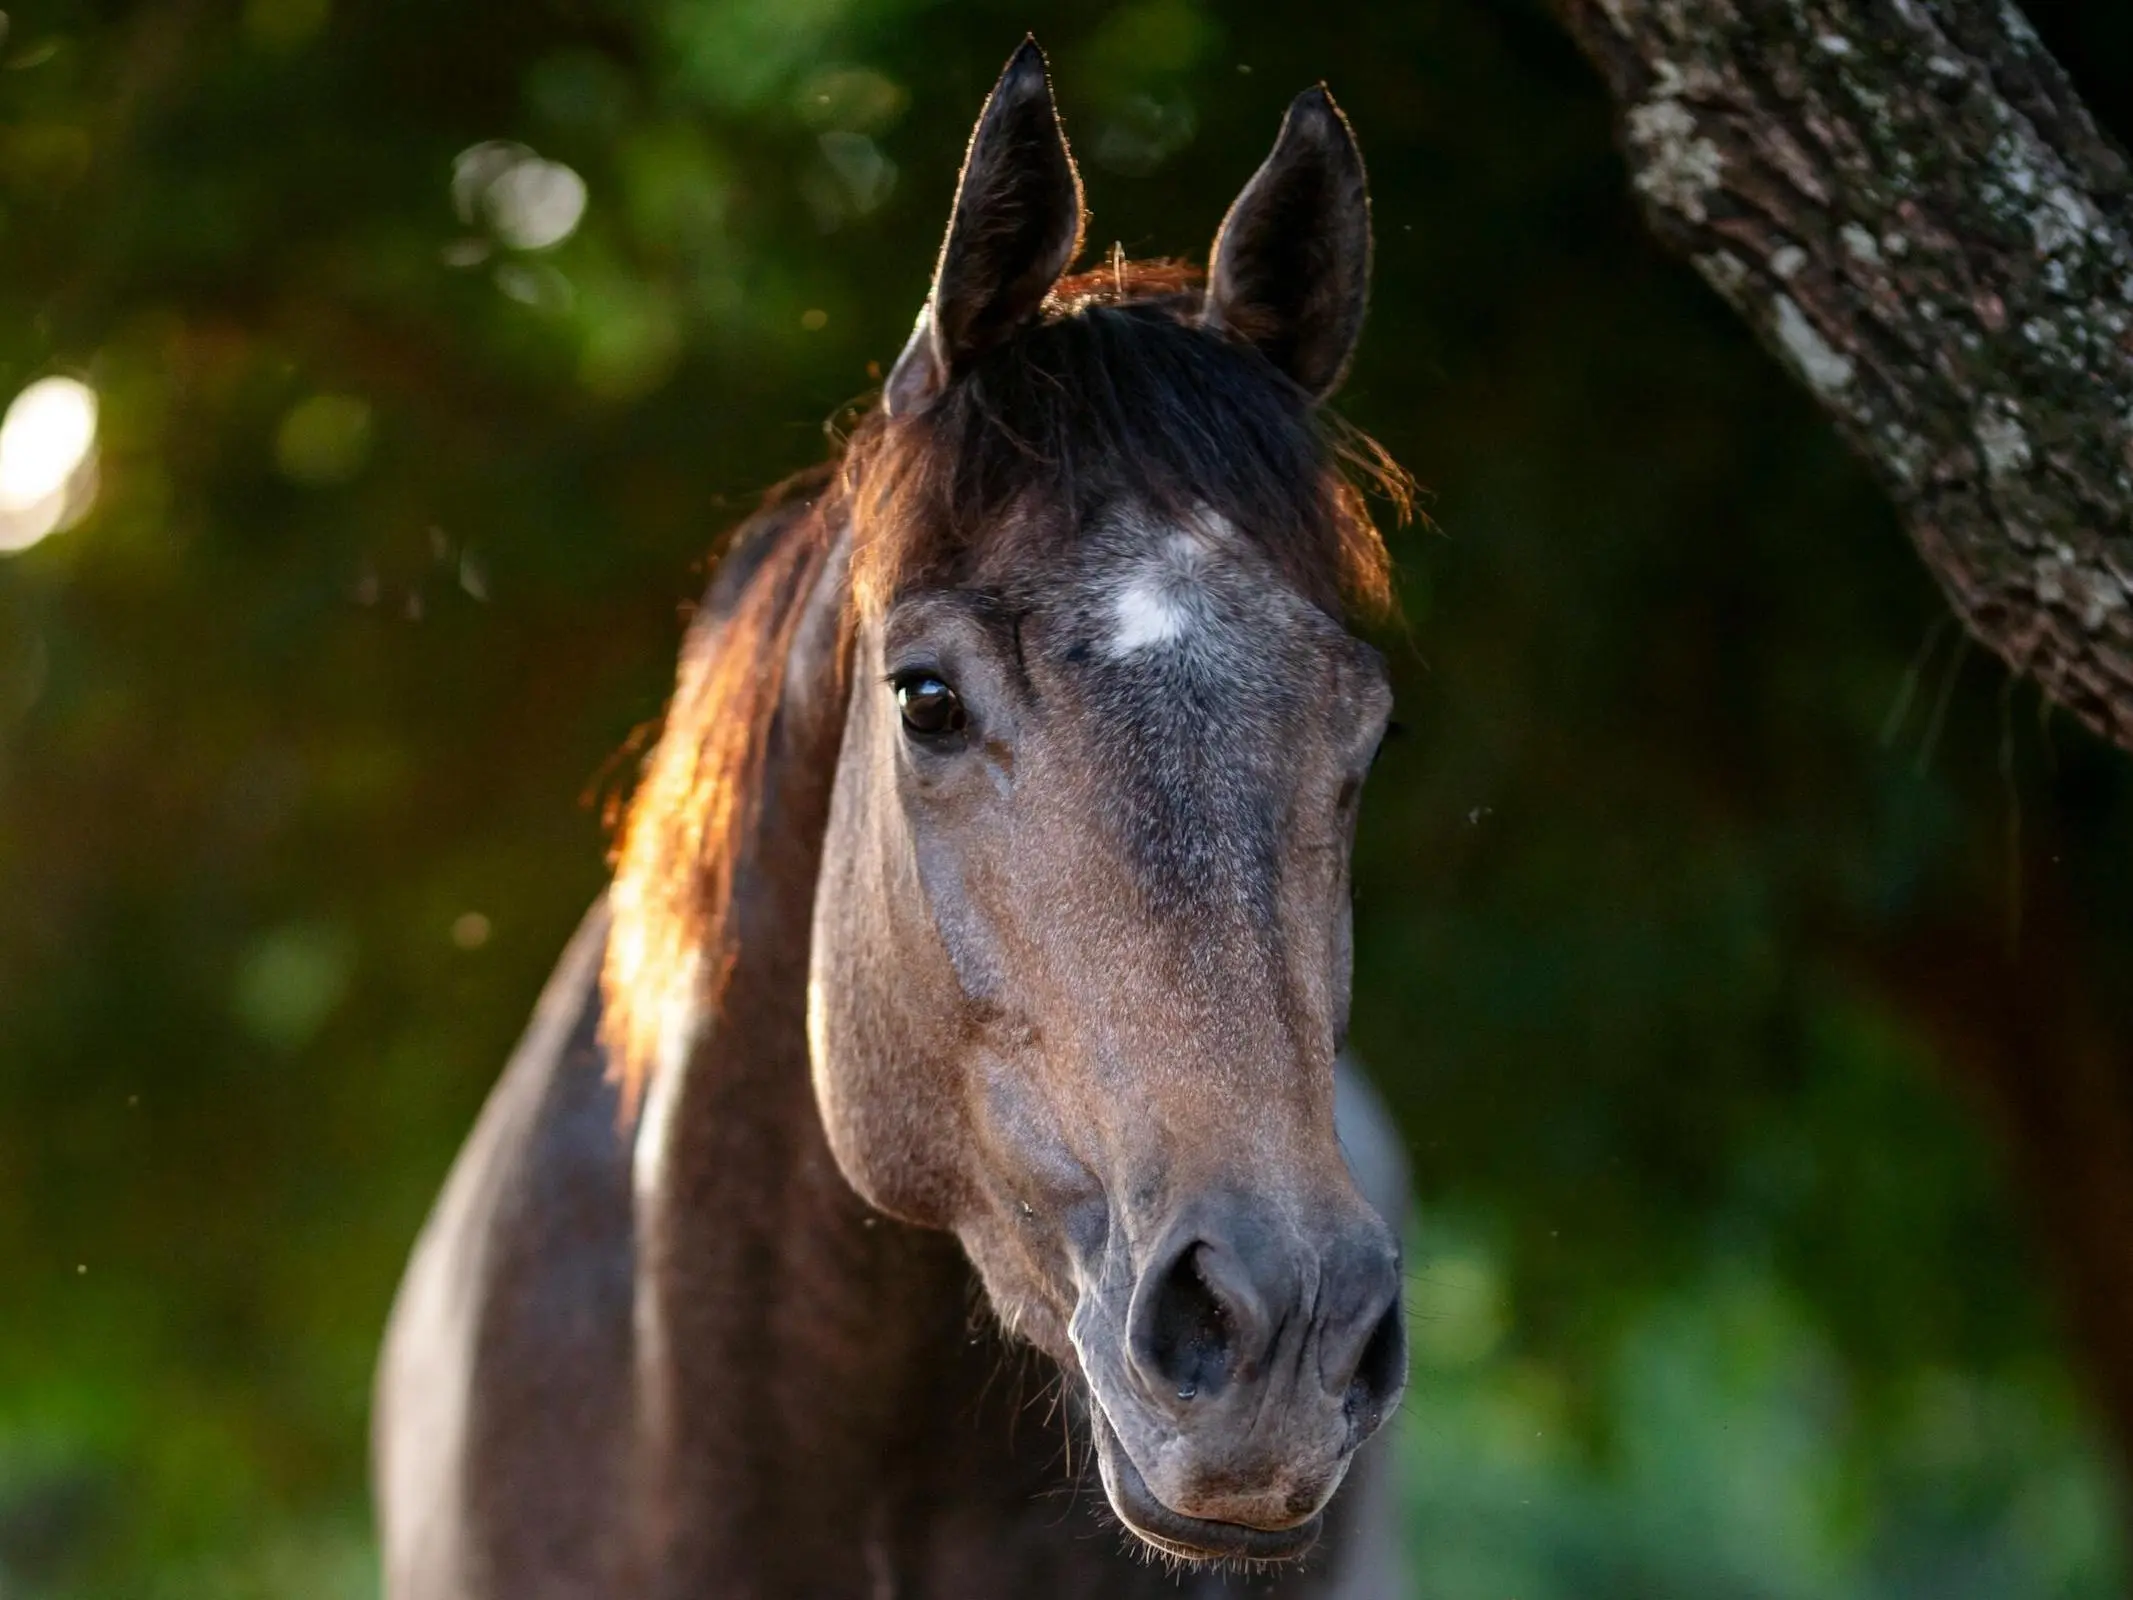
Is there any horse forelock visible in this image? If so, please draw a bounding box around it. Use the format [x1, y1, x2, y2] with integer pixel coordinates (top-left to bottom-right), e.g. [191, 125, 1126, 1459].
[848, 258, 1406, 621]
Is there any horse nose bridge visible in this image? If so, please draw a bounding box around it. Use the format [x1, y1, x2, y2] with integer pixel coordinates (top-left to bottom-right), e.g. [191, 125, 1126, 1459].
[1069, 880, 1330, 1060]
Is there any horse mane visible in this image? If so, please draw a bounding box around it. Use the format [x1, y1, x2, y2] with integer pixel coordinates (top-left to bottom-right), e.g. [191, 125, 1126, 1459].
[601, 477, 843, 1116]
[600, 258, 1411, 1110]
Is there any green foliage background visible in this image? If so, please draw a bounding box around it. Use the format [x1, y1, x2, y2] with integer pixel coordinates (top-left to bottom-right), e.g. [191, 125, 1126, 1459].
[2, 0, 2132, 1593]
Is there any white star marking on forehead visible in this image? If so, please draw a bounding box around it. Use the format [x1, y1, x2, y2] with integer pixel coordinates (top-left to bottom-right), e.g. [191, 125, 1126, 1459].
[1109, 574, 1189, 654]
[1101, 520, 1231, 659]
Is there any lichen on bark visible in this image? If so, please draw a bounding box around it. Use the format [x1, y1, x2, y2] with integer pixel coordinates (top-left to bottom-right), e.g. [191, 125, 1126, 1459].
[1556, 0, 2133, 750]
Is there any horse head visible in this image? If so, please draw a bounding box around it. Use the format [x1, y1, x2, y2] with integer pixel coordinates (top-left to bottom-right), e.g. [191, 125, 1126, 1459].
[805, 41, 1408, 1565]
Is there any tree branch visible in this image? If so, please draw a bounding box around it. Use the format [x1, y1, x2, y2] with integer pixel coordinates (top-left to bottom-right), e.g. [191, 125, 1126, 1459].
[1554, 0, 2133, 751]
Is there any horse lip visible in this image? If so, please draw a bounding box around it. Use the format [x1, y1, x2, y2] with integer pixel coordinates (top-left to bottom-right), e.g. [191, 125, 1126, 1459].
[1088, 1404, 1324, 1564]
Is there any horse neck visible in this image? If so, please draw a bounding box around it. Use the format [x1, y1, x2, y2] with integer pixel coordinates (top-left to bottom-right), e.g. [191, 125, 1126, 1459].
[624, 512, 993, 1589]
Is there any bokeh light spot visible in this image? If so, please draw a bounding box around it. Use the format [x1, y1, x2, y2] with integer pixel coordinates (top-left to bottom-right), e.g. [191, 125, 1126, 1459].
[0, 375, 98, 554]
[817, 131, 895, 215]
[488, 157, 587, 250]
[0, 376, 97, 509]
[232, 923, 355, 1052]
[452, 141, 526, 223]
[795, 66, 908, 135]
[454, 142, 587, 252]
[275, 394, 373, 486]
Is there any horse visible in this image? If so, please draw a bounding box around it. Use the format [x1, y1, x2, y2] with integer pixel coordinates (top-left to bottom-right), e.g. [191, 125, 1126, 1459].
[374, 40, 1414, 1598]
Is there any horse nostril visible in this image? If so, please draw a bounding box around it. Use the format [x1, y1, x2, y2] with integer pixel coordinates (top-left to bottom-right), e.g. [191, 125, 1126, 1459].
[1133, 1241, 1256, 1403]
[1344, 1296, 1407, 1434]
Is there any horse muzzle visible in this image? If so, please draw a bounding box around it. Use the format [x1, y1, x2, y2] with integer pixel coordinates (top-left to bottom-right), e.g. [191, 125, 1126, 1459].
[1090, 1402, 1330, 1562]
[1070, 1188, 1407, 1562]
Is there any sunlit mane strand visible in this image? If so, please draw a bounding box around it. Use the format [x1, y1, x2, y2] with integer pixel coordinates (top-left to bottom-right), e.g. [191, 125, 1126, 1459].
[601, 483, 842, 1117]
[599, 258, 1412, 1109]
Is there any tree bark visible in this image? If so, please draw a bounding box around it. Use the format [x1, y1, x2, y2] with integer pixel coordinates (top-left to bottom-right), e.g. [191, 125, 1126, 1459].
[1554, 0, 2133, 751]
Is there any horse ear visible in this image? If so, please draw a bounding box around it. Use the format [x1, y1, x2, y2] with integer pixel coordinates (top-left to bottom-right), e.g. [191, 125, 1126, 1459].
[884, 39, 1084, 416]
[1201, 86, 1371, 402]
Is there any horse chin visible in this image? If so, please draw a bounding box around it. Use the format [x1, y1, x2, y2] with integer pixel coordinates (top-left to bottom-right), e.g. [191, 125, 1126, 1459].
[1086, 1402, 1327, 1566]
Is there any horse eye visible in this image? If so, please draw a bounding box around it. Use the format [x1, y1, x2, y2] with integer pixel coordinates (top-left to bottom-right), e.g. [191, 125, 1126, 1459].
[894, 674, 967, 738]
